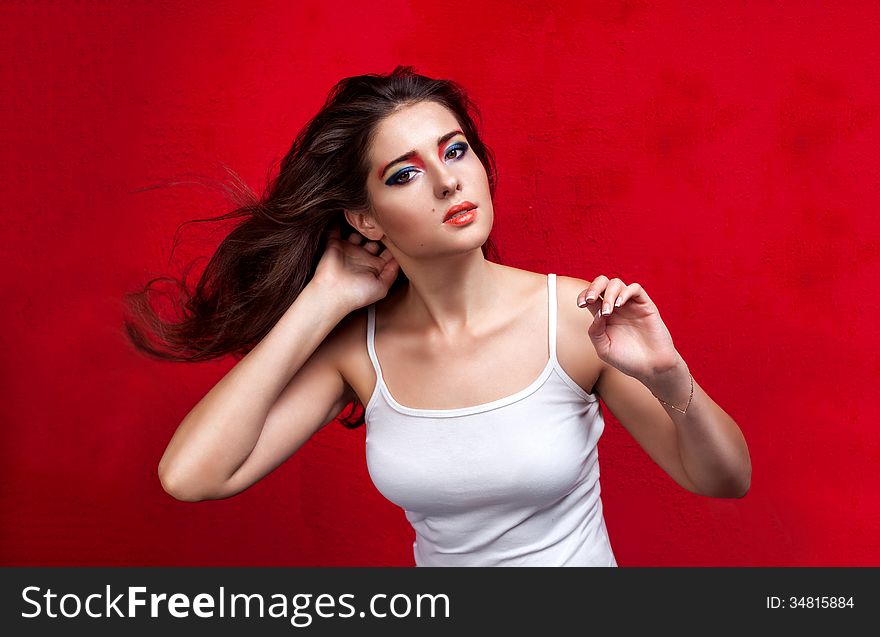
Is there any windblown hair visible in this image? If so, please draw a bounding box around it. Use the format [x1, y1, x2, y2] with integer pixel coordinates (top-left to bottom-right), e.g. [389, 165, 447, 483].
[123, 65, 502, 429]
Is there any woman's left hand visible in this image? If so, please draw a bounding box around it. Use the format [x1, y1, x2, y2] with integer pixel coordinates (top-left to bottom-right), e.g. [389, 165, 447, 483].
[577, 276, 682, 382]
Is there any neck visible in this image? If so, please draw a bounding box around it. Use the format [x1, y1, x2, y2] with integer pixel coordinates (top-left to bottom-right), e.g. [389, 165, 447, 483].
[396, 249, 501, 341]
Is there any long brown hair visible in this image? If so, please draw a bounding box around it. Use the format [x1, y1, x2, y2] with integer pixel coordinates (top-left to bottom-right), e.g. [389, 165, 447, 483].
[123, 65, 502, 428]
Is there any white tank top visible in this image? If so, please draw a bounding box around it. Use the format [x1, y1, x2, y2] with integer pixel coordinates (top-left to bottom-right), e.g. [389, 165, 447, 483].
[364, 273, 617, 567]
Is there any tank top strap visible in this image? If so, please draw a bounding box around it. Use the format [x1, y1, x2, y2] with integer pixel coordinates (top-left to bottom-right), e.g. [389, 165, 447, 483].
[547, 273, 559, 365]
[366, 304, 383, 381]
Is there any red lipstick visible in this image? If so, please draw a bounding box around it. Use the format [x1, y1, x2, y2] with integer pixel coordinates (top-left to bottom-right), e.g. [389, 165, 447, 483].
[443, 201, 478, 224]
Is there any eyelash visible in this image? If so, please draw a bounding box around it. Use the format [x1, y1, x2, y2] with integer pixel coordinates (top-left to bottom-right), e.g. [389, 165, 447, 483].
[387, 142, 469, 186]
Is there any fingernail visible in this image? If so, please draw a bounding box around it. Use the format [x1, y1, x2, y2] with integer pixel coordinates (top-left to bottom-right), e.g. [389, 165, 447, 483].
[578, 300, 587, 308]
[586, 295, 595, 303]
[602, 304, 611, 315]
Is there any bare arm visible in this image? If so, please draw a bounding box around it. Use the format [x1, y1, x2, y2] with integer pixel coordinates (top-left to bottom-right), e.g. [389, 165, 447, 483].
[157, 228, 398, 501]
[157, 281, 351, 501]
[571, 274, 751, 498]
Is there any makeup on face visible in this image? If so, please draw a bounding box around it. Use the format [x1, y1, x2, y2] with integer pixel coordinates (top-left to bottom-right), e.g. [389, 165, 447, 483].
[443, 208, 477, 226]
[377, 129, 464, 183]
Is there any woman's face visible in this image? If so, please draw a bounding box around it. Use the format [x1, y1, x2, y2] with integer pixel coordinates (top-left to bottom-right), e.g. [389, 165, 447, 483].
[352, 100, 493, 258]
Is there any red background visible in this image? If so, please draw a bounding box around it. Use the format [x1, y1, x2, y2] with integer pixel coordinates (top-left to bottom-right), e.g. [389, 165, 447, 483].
[2, 1, 878, 566]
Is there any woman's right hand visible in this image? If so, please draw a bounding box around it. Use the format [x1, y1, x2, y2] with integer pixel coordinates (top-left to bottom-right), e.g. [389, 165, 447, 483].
[310, 226, 400, 312]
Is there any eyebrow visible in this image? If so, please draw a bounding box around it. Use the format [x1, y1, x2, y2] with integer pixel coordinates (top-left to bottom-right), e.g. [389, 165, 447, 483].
[377, 129, 464, 180]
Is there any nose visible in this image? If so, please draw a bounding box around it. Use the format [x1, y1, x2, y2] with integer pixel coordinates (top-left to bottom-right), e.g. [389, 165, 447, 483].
[433, 162, 462, 199]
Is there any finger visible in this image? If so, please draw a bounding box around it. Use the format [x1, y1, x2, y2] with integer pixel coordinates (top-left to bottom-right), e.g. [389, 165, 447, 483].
[614, 282, 642, 309]
[362, 240, 382, 255]
[378, 253, 400, 286]
[371, 252, 394, 274]
[577, 275, 609, 308]
[602, 278, 627, 317]
[629, 283, 649, 304]
[348, 232, 364, 244]
[588, 303, 606, 342]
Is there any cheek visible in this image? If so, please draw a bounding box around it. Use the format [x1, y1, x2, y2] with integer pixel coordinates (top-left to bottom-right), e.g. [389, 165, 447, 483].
[467, 158, 489, 185]
[378, 198, 428, 235]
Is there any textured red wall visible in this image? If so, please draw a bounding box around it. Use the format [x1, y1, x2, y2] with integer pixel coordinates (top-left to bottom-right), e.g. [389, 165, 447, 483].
[2, 1, 878, 566]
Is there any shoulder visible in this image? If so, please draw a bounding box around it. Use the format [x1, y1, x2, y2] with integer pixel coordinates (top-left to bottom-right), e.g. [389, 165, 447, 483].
[491, 267, 607, 393]
[491, 263, 549, 303]
[496, 267, 597, 327]
[555, 273, 601, 325]
[554, 273, 609, 389]
[325, 305, 369, 358]
[313, 305, 371, 406]
[311, 304, 368, 378]
[555, 273, 589, 296]
[555, 273, 594, 320]
[324, 278, 405, 349]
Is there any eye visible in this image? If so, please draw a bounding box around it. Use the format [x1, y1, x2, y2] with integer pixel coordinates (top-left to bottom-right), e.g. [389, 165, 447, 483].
[390, 168, 417, 185]
[445, 142, 468, 160]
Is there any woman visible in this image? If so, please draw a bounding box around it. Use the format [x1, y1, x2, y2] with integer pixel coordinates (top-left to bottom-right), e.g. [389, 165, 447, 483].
[125, 66, 751, 567]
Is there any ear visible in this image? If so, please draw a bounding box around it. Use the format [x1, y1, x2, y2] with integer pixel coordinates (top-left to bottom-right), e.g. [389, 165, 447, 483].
[344, 207, 384, 242]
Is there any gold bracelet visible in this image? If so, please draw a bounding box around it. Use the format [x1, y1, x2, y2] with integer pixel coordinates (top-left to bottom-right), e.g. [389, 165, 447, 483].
[650, 371, 694, 414]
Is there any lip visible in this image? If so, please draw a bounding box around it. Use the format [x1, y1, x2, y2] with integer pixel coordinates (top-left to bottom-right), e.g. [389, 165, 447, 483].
[443, 201, 478, 222]
[444, 208, 477, 226]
